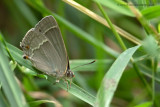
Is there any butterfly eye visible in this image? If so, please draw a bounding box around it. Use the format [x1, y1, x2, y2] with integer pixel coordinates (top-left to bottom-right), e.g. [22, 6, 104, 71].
[66, 71, 71, 77]
[72, 72, 75, 78]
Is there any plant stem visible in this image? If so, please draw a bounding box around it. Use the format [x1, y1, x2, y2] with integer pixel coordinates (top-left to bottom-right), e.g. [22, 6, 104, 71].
[132, 62, 152, 95]
[96, 2, 127, 51]
[152, 58, 159, 106]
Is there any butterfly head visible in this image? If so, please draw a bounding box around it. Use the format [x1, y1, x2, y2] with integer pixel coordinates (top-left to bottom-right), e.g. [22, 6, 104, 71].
[65, 70, 75, 79]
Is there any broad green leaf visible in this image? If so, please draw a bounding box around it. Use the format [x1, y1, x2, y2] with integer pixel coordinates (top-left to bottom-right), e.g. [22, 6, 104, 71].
[95, 45, 140, 107]
[0, 41, 28, 107]
[141, 6, 160, 19]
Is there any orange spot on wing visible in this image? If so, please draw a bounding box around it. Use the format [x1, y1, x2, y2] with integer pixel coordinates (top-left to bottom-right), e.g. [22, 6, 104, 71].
[25, 45, 30, 49]
[23, 55, 29, 59]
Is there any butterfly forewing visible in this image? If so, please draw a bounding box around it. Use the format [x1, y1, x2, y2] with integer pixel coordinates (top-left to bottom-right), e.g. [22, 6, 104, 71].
[20, 16, 69, 77]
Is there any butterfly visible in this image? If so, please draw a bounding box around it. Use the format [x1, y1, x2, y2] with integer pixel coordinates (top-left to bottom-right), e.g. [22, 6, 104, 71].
[20, 15, 74, 89]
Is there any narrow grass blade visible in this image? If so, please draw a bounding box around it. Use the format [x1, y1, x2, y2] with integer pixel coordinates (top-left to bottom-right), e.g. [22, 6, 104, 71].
[29, 100, 62, 107]
[95, 45, 140, 107]
[13, 0, 37, 26]
[0, 42, 28, 107]
[93, 0, 134, 17]
[0, 90, 9, 107]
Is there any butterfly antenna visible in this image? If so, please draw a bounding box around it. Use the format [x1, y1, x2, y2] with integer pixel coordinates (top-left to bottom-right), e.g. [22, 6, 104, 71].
[71, 60, 96, 70]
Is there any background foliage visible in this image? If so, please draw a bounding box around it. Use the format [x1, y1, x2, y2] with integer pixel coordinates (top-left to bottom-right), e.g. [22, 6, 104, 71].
[0, 0, 160, 107]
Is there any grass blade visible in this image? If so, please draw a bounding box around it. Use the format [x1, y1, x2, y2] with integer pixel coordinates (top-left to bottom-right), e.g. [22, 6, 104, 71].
[29, 100, 62, 107]
[93, 0, 134, 17]
[13, 0, 37, 26]
[0, 39, 28, 107]
[95, 45, 140, 107]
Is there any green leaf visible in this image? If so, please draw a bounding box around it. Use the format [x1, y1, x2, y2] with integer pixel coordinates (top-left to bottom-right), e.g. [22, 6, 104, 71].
[29, 100, 62, 107]
[142, 36, 159, 57]
[9, 61, 17, 71]
[141, 6, 160, 19]
[0, 91, 9, 107]
[0, 41, 28, 107]
[134, 101, 152, 107]
[95, 45, 140, 107]
[93, 0, 134, 17]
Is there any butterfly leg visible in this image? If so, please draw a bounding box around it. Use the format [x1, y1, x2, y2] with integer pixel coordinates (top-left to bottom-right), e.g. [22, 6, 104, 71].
[64, 79, 72, 90]
[53, 72, 60, 85]
[63, 79, 69, 91]
[69, 79, 72, 89]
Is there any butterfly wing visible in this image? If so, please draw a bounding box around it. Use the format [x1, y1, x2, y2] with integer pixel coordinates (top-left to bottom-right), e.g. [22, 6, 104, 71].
[34, 16, 69, 72]
[20, 16, 69, 76]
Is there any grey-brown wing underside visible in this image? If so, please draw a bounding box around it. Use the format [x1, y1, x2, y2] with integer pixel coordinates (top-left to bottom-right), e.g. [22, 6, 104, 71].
[20, 16, 68, 76]
[34, 16, 69, 71]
